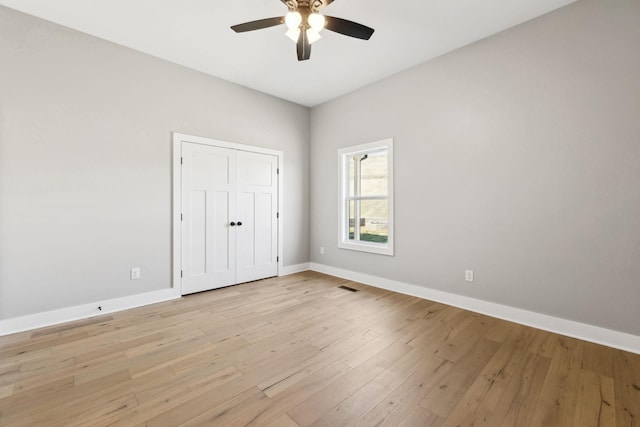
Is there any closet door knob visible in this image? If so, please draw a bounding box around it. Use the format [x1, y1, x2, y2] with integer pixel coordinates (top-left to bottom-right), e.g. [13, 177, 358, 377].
[230, 222, 236, 227]
[237, 222, 243, 226]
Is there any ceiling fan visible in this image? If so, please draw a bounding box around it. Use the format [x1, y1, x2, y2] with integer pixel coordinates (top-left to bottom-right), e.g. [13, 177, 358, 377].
[231, 0, 375, 61]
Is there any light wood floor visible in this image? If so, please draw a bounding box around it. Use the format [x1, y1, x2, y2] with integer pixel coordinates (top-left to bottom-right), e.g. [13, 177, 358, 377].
[1, 271, 639, 426]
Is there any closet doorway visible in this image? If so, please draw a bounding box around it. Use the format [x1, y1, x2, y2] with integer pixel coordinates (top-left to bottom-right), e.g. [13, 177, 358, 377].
[172, 133, 282, 294]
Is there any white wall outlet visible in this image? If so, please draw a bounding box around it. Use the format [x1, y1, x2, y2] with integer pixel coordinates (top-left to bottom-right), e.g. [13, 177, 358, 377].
[131, 267, 141, 280]
[465, 270, 474, 282]
[320, 246, 325, 255]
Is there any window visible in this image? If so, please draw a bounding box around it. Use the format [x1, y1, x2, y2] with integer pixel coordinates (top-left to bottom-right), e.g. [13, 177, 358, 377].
[338, 139, 394, 255]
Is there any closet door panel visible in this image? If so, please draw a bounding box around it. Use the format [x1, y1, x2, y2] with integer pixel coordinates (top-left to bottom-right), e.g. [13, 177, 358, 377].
[182, 143, 236, 294]
[236, 151, 278, 284]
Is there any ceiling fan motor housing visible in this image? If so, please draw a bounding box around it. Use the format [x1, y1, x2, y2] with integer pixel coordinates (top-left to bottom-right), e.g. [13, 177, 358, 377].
[284, 0, 332, 13]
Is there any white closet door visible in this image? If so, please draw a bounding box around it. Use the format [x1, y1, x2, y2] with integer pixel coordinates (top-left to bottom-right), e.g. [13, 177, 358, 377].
[182, 143, 236, 294]
[181, 142, 278, 295]
[236, 151, 278, 283]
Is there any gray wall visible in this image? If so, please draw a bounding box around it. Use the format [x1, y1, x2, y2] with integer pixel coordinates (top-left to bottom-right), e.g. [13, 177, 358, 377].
[310, 0, 640, 336]
[0, 6, 310, 319]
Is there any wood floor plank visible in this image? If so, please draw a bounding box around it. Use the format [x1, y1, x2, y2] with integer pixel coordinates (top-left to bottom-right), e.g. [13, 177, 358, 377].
[581, 341, 614, 377]
[74, 332, 165, 365]
[612, 349, 640, 426]
[371, 346, 439, 391]
[180, 386, 269, 426]
[0, 376, 75, 413]
[529, 336, 584, 426]
[404, 306, 473, 351]
[258, 316, 382, 397]
[140, 374, 257, 426]
[236, 361, 353, 426]
[287, 342, 412, 426]
[310, 379, 390, 427]
[0, 271, 637, 426]
[266, 414, 300, 427]
[30, 315, 114, 338]
[9, 387, 137, 427]
[168, 337, 248, 376]
[0, 364, 20, 389]
[134, 361, 237, 404]
[437, 326, 537, 426]
[483, 318, 517, 343]
[0, 370, 131, 426]
[427, 313, 498, 363]
[0, 331, 89, 360]
[571, 370, 616, 427]
[257, 334, 364, 398]
[419, 338, 500, 418]
[14, 351, 120, 393]
[0, 385, 12, 400]
[354, 352, 452, 427]
[397, 406, 444, 427]
[106, 365, 242, 426]
[495, 351, 551, 427]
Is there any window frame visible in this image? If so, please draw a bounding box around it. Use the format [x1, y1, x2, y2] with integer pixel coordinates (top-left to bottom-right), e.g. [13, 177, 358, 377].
[338, 138, 394, 256]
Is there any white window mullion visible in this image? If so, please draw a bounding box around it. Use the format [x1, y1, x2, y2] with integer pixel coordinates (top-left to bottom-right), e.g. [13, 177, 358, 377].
[353, 156, 361, 242]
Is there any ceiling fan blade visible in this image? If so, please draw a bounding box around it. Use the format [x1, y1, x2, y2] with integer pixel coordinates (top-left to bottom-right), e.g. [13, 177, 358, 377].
[231, 17, 284, 33]
[297, 29, 311, 61]
[324, 16, 374, 40]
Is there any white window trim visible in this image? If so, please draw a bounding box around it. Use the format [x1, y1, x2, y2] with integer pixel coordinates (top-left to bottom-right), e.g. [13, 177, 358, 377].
[338, 138, 394, 256]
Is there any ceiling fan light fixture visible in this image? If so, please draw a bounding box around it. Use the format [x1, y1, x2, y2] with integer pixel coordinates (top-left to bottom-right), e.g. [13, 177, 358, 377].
[306, 28, 322, 44]
[285, 27, 301, 42]
[308, 13, 325, 31]
[285, 11, 302, 29]
[230, 0, 375, 61]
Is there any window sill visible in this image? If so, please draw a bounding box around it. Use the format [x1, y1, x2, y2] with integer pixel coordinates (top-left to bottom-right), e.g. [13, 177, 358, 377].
[338, 241, 394, 256]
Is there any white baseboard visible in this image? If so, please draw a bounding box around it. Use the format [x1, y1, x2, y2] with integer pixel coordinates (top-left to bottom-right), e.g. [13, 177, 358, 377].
[0, 288, 181, 337]
[280, 263, 311, 276]
[309, 263, 640, 355]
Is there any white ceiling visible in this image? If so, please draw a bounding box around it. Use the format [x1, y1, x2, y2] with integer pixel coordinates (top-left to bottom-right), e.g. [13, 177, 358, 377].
[0, 0, 577, 107]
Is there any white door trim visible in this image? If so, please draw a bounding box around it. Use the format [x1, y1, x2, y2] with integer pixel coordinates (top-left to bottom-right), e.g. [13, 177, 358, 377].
[172, 132, 284, 294]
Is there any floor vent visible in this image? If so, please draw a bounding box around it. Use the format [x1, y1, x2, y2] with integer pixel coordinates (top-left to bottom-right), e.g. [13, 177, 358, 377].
[337, 285, 360, 292]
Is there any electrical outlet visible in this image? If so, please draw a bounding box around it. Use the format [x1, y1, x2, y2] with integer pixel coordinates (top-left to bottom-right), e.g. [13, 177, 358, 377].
[131, 267, 141, 280]
[320, 246, 325, 255]
[465, 270, 474, 283]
